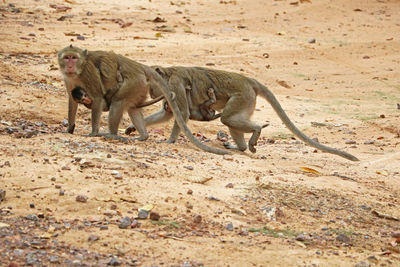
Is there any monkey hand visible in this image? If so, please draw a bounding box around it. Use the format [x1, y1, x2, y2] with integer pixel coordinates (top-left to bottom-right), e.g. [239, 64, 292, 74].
[125, 125, 137, 135]
[67, 124, 75, 134]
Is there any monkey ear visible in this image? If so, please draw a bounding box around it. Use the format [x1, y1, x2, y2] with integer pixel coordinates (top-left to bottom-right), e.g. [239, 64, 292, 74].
[69, 44, 73, 48]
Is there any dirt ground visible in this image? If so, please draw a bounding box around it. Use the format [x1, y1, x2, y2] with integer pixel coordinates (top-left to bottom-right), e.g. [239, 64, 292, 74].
[0, 0, 399, 266]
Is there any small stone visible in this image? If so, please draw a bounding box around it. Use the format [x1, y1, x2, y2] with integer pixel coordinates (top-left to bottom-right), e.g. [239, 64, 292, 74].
[100, 225, 108, 230]
[345, 140, 356, 144]
[187, 189, 193, 195]
[226, 222, 234, 231]
[392, 231, 400, 238]
[308, 38, 316, 44]
[225, 183, 234, 188]
[130, 219, 140, 228]
[363, 55, 370, 59]
[149, 211, 160, 221]
[193, 215, 202, 224]
[354, 261, 370, 267]
[295, 234, 307, 241]
[108, 258, 121, 266]
[49, 256, 60, 263]
[0, 189, 6, 202]
[29, 203, 35, 208]
[76, 195, 88, 203]
[59, 190, 65, 196]
[336, 233, 351, 243]
[379, 114, 385, 118]
[137, 209, 149, 219]
[77, 35, 85, 40]
[25, 214, 39, 221]
[119, 216, 132, 229]
[88, 235, 100, 242]
[26, 253, 39, 265]
[86, 11, 93, 16]
[364, 140, 374, 145]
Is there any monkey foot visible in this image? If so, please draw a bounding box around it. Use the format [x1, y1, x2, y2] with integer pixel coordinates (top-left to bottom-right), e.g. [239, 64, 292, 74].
[248, 145, 257, 153]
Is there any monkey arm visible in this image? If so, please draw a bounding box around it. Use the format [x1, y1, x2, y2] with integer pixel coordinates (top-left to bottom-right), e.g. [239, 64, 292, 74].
[67, 95, 78, 134]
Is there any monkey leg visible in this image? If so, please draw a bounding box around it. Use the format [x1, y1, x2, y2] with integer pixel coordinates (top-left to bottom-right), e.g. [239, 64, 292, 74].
[127, 108, 149, 141]
[125, 105, 173, 135]
[220, 95, 262, 153]
[103, 99, 128, 142]
[223, 128, 247, 152]
[88, 97, 105, 136]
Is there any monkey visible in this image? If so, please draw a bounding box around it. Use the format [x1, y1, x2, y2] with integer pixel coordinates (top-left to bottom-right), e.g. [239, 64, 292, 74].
[71, 86, 92, 108]
[131, 66, 359, 161]
[58, 46, 122, 135]
[58, 45, 229, 155]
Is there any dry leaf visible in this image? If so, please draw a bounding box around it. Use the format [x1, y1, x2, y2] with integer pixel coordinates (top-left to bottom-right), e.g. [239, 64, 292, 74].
[0, 222, 10, 228]
[186, 177, 213, 184]
[299, 167, 321, 175]
[139, 204, 154, 211]
[376, 170, 389, 176]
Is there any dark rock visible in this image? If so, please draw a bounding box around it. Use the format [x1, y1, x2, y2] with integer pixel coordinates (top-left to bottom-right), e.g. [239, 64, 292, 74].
[149, 211, 160, 221]
[76, 195, 88, 203]
[137, 209, 149, 219]
[119, 217, 131, 229]
[226, 222, 234, 231]
[25, 214, 39, 221]
[336, 233, 351, 243]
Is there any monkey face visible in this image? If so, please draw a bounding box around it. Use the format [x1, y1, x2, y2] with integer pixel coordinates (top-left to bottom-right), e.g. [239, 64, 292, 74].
[57, 45, 88, 77]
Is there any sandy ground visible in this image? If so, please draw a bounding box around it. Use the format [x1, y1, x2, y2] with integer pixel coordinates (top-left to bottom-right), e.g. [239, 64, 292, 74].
[0, 0, 399, 266]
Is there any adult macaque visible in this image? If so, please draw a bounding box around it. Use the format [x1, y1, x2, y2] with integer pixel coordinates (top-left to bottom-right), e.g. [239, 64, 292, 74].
[58, 45, 228, 155]
[58, 46, 121, 135]
[133, 66, 359, 161]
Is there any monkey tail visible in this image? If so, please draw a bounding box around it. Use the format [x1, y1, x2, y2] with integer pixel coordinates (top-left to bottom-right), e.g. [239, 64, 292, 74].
[256, 83, 359, 161]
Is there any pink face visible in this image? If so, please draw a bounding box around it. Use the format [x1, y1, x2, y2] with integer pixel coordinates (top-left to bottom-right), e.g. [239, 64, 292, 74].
[63, 54, 79, 74]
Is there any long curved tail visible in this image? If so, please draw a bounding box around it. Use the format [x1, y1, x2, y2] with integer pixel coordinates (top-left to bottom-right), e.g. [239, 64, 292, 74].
[256, 83, 359, 161]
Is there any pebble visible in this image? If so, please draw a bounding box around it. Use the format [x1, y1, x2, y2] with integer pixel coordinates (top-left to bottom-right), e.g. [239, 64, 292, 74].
[108, 258, 122, 266]
[225, 183, 234, 188]
[392, 231, 400, 238]
[187, 189, 193, 195]
[226, 222, 234, 231]
[354, 261, 370, 267]
[25, 214, 39, 221]
[119, 217, 132, 229]
[193, 215, 202, 224]
[76, 195, 88, 203]
[345, 140, 356, 144]
[49, 255, 60, 263]
[29, 203, 35, 208]
[100, 225, 108, 230]
[88, 235, 100, 242]
[59, 189, 65, 196]
[0, 189, 6, 202]
[26, 253, 38, 265]
[149, 211, 160, 221]
[137, 209, 149, 219]
[131, 219, 140, 228]
[295, 234, 307, 241]
[336, 233, 351, 243]
[308, 38, 316, 43]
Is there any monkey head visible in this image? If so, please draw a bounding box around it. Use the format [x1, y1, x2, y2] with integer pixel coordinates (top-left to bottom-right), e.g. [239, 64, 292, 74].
[71, 86, 92, 106]
[57, 45, 88, 77]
